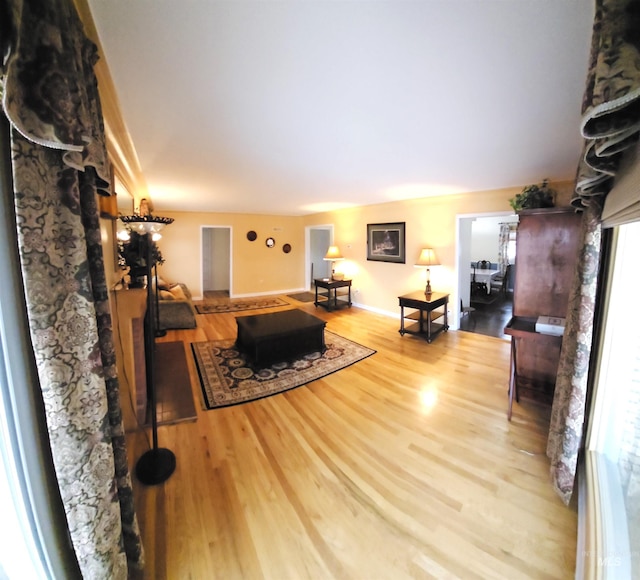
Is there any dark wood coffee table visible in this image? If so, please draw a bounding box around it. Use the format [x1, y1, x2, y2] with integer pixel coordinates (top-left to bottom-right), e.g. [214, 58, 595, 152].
[235, 309, 326, 367]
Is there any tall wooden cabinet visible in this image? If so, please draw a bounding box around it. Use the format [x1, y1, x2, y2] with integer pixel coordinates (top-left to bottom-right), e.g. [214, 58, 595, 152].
[504, 207, 582, 418]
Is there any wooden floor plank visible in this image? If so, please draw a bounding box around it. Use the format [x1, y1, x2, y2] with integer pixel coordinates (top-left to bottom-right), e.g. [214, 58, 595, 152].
[126, 297, 577, 579]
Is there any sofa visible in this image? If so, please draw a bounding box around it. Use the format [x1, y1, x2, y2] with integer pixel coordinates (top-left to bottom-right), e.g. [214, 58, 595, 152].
[157, 282, 197, 330]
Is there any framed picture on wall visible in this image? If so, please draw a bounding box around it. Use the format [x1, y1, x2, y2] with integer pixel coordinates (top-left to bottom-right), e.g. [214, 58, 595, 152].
[366, 222, 406, 263]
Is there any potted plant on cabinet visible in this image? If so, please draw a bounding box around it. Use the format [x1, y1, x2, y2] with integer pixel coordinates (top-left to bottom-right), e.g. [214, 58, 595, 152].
[509, 179, 557, 212]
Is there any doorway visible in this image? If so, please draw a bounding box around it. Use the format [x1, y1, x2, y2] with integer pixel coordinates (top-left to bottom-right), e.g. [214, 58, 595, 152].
[201, 226, 231, 297]
[305, 225, 333, 291]
[456, 212, 517, 339]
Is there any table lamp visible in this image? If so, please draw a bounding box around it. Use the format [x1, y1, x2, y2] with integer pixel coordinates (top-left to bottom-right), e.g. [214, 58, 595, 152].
[414, 248, 440, 295]
[323, 245, 345, 280]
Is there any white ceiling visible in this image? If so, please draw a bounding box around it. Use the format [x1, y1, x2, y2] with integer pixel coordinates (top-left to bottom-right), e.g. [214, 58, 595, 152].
[87, 1, 594, 216]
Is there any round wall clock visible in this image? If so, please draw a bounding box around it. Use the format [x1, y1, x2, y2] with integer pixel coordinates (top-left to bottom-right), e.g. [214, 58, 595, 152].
[246, 230, 257, 241]
[265, 237, 275, 248]
[282, 243, 292, 254]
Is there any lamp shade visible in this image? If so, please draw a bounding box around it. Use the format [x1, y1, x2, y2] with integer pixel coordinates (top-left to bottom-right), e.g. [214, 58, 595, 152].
[414, 248, 440, 267]
[120, 215, 174, 234]
[324, 245, 344, 261]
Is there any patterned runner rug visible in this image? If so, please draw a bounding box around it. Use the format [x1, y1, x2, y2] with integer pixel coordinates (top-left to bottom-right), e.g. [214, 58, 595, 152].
[191, 331, 375, 409]
[195, 296, 289, 314]
[151, 341, 197, 425]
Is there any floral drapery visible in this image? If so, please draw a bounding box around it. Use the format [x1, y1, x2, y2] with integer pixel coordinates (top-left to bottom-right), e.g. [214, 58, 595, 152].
[547, 205, 602, 503]
[548, 0, 640, 504]
[1, 0, 143, 576]
[497, 222, 511, 275]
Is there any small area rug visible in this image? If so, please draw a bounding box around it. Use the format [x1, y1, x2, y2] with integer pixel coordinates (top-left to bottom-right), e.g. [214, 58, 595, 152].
[286, 292, 316, 303]
[191, 331, 375, 409]
[150, 341, 197, 425]
[195, 296, 289, 314]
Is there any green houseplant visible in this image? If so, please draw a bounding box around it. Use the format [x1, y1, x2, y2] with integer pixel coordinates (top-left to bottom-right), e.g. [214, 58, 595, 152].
[509, 179, 557, 212]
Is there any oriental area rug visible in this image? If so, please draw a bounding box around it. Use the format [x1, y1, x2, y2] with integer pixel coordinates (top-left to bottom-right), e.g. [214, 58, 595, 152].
[195, 296, 289, 314]
[191, 331, 376, 409]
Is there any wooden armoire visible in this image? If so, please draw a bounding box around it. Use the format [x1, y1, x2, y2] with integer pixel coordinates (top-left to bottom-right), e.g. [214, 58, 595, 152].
[504, 207, 582, 419]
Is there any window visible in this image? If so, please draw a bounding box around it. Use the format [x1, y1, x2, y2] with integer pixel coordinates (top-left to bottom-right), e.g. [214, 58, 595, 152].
[581, 221, 640, 578]
[506, 226, 517, 265]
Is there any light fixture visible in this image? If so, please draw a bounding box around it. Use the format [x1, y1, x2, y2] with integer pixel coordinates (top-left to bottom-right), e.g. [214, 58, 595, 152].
[323, 245, 345, 280]
[119, 213, 176, 485]
[414, 248, 440, 295]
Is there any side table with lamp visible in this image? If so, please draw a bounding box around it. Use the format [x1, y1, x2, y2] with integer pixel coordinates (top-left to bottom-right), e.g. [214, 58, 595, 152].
[314, 277, 352, 311]
[398, 248, 448, 343]
[314, 245, 352, 311]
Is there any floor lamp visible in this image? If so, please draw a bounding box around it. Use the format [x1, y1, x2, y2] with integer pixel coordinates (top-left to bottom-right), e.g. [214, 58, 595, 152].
[121, 214, 175, 485]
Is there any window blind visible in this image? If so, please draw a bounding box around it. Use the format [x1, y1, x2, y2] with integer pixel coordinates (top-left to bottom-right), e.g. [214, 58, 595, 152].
[601, 142, 640, 228]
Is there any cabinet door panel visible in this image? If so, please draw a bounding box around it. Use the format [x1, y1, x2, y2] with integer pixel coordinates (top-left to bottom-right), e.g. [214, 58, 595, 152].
[515, 337, 563, 401]
[513, 209, 582, 319]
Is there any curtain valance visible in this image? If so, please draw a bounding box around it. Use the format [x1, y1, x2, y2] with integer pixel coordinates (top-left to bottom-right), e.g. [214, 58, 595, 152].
[1, 0, 111, 195]
[572, 0, 640, 211]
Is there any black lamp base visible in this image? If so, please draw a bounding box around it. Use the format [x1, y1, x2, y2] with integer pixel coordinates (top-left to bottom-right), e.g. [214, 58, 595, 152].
[135, 448, 176, 485]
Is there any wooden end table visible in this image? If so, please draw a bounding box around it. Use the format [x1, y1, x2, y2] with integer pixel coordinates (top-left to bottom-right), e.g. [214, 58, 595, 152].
[314, 278, 352, 311]
[398, 291, 449, 343]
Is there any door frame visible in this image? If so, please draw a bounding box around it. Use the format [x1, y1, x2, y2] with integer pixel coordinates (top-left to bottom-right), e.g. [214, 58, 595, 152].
[305, 224, 334, 291]
[454, 210, 515, 330]
[200, 225, 232, 297]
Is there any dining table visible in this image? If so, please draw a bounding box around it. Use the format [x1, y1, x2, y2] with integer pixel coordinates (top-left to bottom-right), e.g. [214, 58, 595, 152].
[470, 268, 499, 294]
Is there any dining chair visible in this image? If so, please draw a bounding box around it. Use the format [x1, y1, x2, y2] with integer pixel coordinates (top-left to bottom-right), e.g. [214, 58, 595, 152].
[470, 266, 487, 296]
[460, 299, 476, 318]
[490, 264, 512, 296]
[476, 260, 491, 270]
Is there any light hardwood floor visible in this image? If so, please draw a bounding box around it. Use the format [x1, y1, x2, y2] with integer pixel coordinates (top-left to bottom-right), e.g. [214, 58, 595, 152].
[124, 296, 577, 579]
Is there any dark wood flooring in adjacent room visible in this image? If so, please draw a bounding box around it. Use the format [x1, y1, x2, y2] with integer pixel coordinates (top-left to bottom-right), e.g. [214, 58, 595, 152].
[460, 292, 513, 340]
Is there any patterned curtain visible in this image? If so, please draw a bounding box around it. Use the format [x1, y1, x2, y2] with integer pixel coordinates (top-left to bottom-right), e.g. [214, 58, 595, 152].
[547, 205, 602, 504]
[547, 0, 640, 504]
[497, 223, 511, 275]
[1, 0, 143, 577]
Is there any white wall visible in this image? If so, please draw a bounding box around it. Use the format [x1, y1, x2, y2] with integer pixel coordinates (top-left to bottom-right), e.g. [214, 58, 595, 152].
[470, 215, 518, 265]
[202, 227, 230, 292]
[310, 228, 331, 281]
